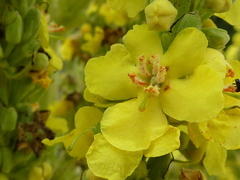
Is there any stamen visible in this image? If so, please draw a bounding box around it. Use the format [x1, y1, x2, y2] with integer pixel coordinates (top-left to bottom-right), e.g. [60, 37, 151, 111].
[223, 85, 237, 93]
[144, 85, 160, 96]
[138, 55, 151, 78]
[226, 68, 234, 78]
[223, 79, 240, 93]
[138, 94, 149, 112]
[156, 65, 167, 84]
[128, 73, 149, 86]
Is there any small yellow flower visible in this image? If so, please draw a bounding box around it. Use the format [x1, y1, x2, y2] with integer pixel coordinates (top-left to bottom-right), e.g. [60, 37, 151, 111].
[43, 107, 102, 159]
[81, 26, 104, 55]
[106, 0, 146, 18]
[59, 38, 75, 60]
[99, 3, 129, 26]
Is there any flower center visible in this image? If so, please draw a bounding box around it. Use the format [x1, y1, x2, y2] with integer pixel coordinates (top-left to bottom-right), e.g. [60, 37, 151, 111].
[128, 54, 168, 96]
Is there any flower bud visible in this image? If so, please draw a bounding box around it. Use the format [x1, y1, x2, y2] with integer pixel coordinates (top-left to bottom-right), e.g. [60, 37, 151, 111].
[204, 0, 232, 13]
[145, 0, 177, 31]
[201, 28, 230, 50]
[1, 107, 18, 132]
[32, 52, 49, 71]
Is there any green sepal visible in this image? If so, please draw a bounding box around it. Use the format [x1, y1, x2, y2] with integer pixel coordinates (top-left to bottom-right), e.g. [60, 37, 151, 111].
[11, 0, 29, 17]
[7, 39, 40, 66]
[147, 154, 173, 180]
[223, 92, 240, 99]
[21, 7, 41, 43]
[171, 11, 201, 37]
[178, 131, 190, 151]
[169, 0, 191, 19]
[179, 140, 207, 163]
[126, 159, 148, 180]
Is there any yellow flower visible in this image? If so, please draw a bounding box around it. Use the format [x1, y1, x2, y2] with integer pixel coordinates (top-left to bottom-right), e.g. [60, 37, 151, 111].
[187, 60, 240, 176]
[87, 127, 179, 180]
[85, 25, 225, 153]
[106, 0, 146, 18]
[42, 107, 102, 159]
[28, 162, 52, 180]
[59, 38, 75, 60]
[99, 3, 129, 26]
[81, 26, 104, 55]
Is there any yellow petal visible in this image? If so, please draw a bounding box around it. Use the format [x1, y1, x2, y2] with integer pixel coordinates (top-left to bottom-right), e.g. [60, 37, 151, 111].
[43, 107, 102, 159]
[144, 126, 180, 157]
[46, 117, 69, 134]
[162, 28, 208, 79]
[123, 24, 162, 65]
[85, 44, 139, 101]
[101, 93, 168, 151]
[197, 110, 231, 143]
[188, 123, 206, 148]
[203, 142, 226, 176]
[160, 65, 224, 122]
[205, 48, 226, 79]
[215, 0, 240, 27]
[83, 88, 116, 108]
[86, 133, 142, 180]
[222, 109, 240, 149]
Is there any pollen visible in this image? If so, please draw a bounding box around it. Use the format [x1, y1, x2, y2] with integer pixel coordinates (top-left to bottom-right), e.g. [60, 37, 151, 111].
[144, 85, 160, 96]
[128, 73, 149, 86]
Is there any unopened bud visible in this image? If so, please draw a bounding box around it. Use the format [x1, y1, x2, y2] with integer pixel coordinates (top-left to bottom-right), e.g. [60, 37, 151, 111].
[201, 28, 230, 50]
[145, 0, 177, 31]
[204, 0, 232, 13]
[1, 107, 18, 132]
[32, 52, 49, 71]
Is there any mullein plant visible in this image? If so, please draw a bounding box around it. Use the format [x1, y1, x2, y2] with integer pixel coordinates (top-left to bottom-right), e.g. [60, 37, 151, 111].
[43, 0, 240, 179]
[2, 0, 238, 179]
[0, 0, 68, 179]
